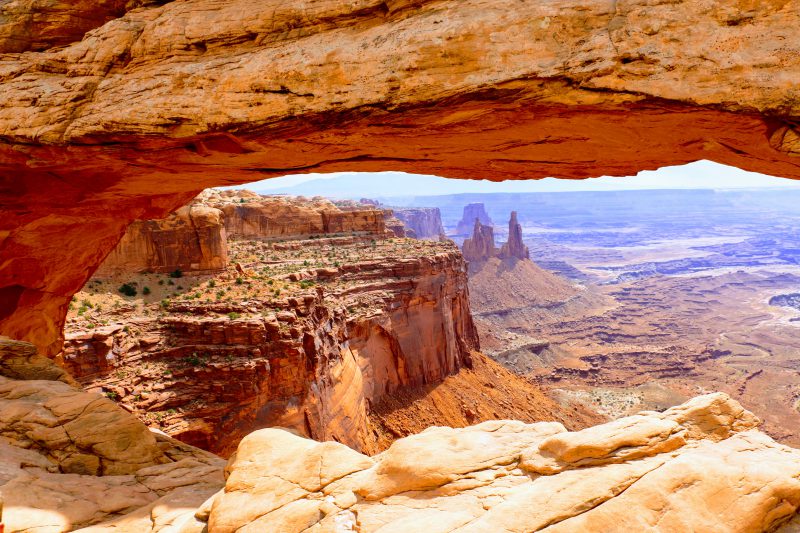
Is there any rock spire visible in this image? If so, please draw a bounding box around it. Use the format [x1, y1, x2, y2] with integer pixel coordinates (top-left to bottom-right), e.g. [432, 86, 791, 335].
[499, 211, 530, 260]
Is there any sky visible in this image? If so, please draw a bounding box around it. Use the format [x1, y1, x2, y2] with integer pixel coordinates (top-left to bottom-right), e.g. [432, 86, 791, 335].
[225, 160, 800, 199]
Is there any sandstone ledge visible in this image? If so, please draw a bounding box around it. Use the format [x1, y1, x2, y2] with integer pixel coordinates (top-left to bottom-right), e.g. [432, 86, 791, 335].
[196, 393, 799, 533]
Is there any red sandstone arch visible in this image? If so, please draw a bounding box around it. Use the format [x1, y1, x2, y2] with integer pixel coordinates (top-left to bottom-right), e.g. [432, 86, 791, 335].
[1, 0, 799, 354]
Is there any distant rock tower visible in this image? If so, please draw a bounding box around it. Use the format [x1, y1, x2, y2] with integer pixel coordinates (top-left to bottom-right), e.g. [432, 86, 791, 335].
[498, 211, 529, 260]
[462, 219, 497, 262]
[456, 203, 493, 235]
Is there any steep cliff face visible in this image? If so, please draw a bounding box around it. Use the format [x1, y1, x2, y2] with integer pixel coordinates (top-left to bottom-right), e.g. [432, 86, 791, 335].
[455, 203, 494, 235]
[202, 190, 386, 241]
[62, 236, 478, 456]
[392, 208, 445, 240]
[498, 210, 530, 260]
[462, 219, 497, 263]
[96, 203, 228, 276]
[2, 0, 800, 354]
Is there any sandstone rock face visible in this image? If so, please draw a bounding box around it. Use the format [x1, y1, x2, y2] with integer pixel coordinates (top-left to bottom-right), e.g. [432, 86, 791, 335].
[392, 208, 445, 240]
[456, 204, 494, 236]
[2, 0, 800, 354]
[96, 203, 228, 276]
[498, 211, 530, 260]
[202, 190, 386, 241]
[0, 0, 154, 53]
[0, 338, 226, 533]
[194, 393, 800, 532]
[462, 219, 497, 263]
[62, 237, 478, 456]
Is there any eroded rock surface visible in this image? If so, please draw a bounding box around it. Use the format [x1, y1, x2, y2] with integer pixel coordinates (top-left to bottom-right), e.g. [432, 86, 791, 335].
[462, 219, 497, 263]
[498, 211, 530, 261]
[3, 0, 800, 355]
[97, 203, 228, 277]
[392, 208, 445, 240]
[0, 338, 226, 533]
[62, 234, 479, 456]
[203, 190, 387, 241]
[194, 393, 800, 533]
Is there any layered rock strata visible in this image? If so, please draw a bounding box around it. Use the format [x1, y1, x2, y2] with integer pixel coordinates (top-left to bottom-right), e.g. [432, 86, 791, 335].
[0, 337, 226, 533]
[392, 207, 446, 240]
[462, 219, 497, 263]
[202, 190, 387, 241]
[195, 393, 800, 532]
[96, 204, 228, 277]
[62, 237, 478, 456]
[456, 204, 494, 235]
[2, 0, 800, 354]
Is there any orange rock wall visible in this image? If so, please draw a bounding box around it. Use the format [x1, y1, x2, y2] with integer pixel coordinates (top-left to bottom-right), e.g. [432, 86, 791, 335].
[206, 193, 387, 240]
[61, 250, 477, 455]
[96, 204, 228, 276]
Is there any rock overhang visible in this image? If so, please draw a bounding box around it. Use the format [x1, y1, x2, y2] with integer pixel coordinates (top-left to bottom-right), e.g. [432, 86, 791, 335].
[1, 0, 799, 353]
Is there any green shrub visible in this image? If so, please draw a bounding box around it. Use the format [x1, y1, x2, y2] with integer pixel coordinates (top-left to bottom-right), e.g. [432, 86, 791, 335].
[142, 286, 151, 295]
[228, 312, 240, 320]
[118, 283, 137, 297]
[169, 269, 183, 278]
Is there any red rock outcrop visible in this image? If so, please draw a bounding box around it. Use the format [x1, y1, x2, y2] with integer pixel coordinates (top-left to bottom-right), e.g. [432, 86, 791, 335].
[392, 208, 445, 240]
[95, 203, 228, 276]
[62, 237, 478, 456]
[455, 203, 494, 235]
[498, 210, 530, 260]
[462, 219, 497, 263]
[202, 190, 386, 241]
[2, 0, 800, 354]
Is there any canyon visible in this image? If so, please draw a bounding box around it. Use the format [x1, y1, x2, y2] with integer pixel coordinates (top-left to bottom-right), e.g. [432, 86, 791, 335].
[60, 192, 591, 458]
[450, 189, 800, 448]
[2, 1, 800, 531]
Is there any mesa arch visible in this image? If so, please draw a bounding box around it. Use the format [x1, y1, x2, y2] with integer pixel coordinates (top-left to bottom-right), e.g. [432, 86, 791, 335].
[0, 0, 799, 355]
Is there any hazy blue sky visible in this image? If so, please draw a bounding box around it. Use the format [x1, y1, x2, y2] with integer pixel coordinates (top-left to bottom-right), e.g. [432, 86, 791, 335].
[228, 160, 800, 198]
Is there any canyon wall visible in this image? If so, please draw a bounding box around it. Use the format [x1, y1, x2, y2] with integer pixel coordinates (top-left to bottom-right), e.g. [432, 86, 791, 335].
[203, 190, 387, 241]
[392, 208, 445, 240]
[95, 203, 228, 276]
[2, 0, 800, 353]
[62, 241, 477, 456]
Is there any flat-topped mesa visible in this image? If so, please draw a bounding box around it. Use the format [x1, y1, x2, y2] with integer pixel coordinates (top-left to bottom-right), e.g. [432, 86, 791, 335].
[96, 204, 228, 277]
[462, 219, 497, 263]
[62, 236, 478, 456]
[392, 208, 446, 240]
[200, 190, 387, 241]
[499, 211, 530, 260]
[456, 204, 494, 235]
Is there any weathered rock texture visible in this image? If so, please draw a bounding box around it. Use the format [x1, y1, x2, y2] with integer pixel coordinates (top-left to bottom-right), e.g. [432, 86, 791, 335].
[62, 237, 479, 456]
[498, 211, 530, 260]
[96, 203, 228, 276]
[456, 204, 494, 236]
[462, 219, 497, 263]
[203, 190, 387, 241]
[193, 393, 800, 533]
[392, 207, 445, 240]
[0, 338, 226, 533]
[2, 0, 800, 354]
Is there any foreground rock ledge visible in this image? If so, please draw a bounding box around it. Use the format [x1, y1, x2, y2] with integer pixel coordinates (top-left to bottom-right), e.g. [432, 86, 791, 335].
[5, 392, 783, 532]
